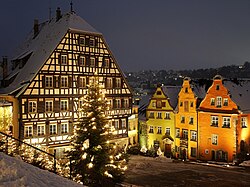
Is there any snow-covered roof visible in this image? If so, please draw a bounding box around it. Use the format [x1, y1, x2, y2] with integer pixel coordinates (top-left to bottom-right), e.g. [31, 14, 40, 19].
[224, 79, 250, 113]
[0, 12, 101, 95]
[162, 86, 181, 109]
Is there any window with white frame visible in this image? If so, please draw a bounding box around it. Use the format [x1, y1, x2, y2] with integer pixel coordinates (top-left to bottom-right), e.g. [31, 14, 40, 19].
[149, 126, 154, 133]
[210, 98, 215, 106]
[79, 77, 86, 88]
[79, 56, 85, 66]
[121, 119, 126, 128]
[212, 134, 218, 145]
[165, 112, 170, 119]
[166, 127, 170, 135]
[106, 78, 112, 88]
[90, 57, 95, 67]
[191, 131, 197, 141]
[61, 123, 68, 134]
[45, 76, 53, 88]
[211, 116, 219, 127]
[89, 38, 95, 47]
[176, 128, 180, 138]
[189, 117, 194, 124]
[24, 126, 33, 137]
[50, 124, 57, 135]
[28, 101, 37, 113]
[156, 101, 162, 108]
[45, 100, 53, 112]
[157, 126, 162, 134]
[60, 99, 68, 111]
[182, 129, 188, 139]
[223, 98, 228, 106]
[157, 112, 162, 119]
[216, 96, 222, 107]
[61, 54, 67, 65]
[241, 117, 247, 128]
[116, 78, 121, 88]
[37, 125, 45, 136]
[114, 120, 119, 129]
[222, 117, 230, 128]
[61, 76, 68, 87]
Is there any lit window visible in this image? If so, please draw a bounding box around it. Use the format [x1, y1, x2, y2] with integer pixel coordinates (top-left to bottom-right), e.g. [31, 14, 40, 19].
[212, 134, 218, 145]
[181, 116, 185, 123]
[24, 126, 33, 137]
[61, 76, 68, 87]
[189, 117, 194, 124]
[121, 119, 126, 128]
[210, 98, 215, 106]
[116, 78, 121, 88]
[50, 124, 57, 135]
[89, 38, 95, 47]
[222, 117, 230, 128]
[90, 57, 95, 67]
[149, 126, 154, 133]
[166, 127, 170, 135]
[61, 123, 68, 134]
[156, 101, 162, 108]
[149, 112, 154, 118]
[157, 112, 162, 119]
[79, 77, 86, 88]
[241, 117, 247, 128]
[182, 129, 188, 139]
[165, 112, 170, 119]
[114, 120, 119, 129]
[216, 96, 222, 107]
[28, 101, 37, 113]
[45, 100, 53, 112]
[157, 126, 162, 134]
[60, 99, 68, 111]
[191, 131, 197, 141]
[211, 116, 219, 126]
[79, 56, 85, 66]
[104, 58, 110, 68]
[45, 76, 53, 88]
[223, 98, 228, 106]
[79, 37, 85, 45]
[37, 125, 45, 136]
[61, 54, 67, 65]
[106, 78, 112, 88]
[176, 128, 180, 138]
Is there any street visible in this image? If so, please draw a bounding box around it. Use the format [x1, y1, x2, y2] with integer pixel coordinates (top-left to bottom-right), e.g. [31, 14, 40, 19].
[124, 155, 250, 187]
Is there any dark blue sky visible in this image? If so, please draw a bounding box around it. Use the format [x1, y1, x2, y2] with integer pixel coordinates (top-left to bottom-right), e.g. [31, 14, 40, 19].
[1, 0, 250, 71]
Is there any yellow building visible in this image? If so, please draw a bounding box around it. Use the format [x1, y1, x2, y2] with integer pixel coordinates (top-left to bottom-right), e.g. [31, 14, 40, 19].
[128, 105, 139, 146]
[175, 77, 199, 160]
[146, 85, 180, 157]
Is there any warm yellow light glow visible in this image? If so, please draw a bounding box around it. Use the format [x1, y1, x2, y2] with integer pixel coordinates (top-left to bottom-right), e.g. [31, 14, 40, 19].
[88, 162, 93, 168]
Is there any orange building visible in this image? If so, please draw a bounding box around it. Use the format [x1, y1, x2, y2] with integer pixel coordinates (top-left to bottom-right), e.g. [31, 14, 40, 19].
[198, 75, 239, 162]
[175, 77, 199, 160]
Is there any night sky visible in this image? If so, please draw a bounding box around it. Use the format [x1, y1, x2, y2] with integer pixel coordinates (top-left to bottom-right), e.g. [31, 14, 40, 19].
[1, 0, 250, 72]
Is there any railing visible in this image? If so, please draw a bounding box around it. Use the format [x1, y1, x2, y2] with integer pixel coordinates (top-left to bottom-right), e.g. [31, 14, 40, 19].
[0, 131, 57, 173]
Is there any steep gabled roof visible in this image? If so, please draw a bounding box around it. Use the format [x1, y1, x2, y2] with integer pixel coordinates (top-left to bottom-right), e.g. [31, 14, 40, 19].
[224, 79, 250, 113]
[162, 86, 181, 109]
[0, 12, 101, 95]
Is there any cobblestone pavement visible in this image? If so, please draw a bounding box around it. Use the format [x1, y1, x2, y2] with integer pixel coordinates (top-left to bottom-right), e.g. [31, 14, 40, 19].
[124, 155, 250, 187]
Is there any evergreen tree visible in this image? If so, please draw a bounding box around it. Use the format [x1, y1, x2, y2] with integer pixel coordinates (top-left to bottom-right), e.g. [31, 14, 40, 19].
[69, 76, 127, 186]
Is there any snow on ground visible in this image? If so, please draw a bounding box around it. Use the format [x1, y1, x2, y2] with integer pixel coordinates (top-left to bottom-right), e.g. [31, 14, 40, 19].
[0, 152, 82, 187]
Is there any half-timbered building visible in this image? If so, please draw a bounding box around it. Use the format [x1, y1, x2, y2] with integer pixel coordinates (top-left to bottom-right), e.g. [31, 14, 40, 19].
[0, 10, 132, 156]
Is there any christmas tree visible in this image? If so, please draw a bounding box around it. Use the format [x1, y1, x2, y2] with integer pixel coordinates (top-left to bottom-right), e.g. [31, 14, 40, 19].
[69, 76, 127, 186]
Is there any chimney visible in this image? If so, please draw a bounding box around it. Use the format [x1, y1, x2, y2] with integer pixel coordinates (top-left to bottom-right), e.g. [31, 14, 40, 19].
[33, 19, 39, 38]
[2, 56, 8, 79]
[56, 7, 62, 21]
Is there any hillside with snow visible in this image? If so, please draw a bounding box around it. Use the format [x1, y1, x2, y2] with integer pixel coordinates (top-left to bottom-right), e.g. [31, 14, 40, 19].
[0, 152, 82, 187]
